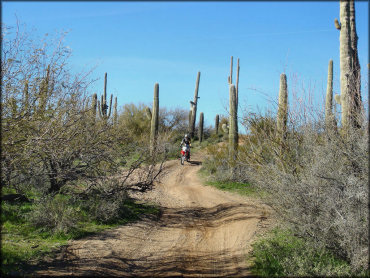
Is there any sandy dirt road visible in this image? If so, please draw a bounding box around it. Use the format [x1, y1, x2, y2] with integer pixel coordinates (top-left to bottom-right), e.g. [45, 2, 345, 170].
[30, 153, 273, 277]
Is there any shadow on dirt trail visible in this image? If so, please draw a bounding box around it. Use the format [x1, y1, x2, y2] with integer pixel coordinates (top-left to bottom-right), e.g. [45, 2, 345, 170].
[26, 203, 269, 277]
[187, 160, 202, 166]
[25, 154, 273, 277]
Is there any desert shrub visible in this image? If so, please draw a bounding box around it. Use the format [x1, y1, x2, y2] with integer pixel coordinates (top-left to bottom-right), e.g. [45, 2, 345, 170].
[251, 228, 352, 277]
[239, 109, 368, 272]
[81, 188, 128, 224]
[204, 95, 368, 272]
[202, 143, 230, 180]
[28, 194, 83, 234]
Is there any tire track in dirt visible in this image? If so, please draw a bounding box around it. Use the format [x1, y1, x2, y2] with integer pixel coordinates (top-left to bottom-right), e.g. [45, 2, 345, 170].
[28, 153, 274, 277]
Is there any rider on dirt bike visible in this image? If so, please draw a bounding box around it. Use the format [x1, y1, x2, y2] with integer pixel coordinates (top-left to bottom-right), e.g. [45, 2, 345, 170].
[180, 134, 191, 160]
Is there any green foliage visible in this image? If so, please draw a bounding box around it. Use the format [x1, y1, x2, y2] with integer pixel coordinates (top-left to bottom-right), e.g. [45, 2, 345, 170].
[118, 103, 151, 143]
[29, 194, 83, 234]
[205, 180, 259, 197]
[251, 228, 353, 277]
[1, 196, 160, 275]
[1, 24, 165, 275]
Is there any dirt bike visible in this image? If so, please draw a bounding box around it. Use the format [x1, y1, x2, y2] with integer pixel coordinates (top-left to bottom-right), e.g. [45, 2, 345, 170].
[180, 144, 190, 165]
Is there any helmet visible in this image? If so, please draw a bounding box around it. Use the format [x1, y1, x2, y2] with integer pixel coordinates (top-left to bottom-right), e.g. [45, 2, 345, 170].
[185, 134, 189, 138]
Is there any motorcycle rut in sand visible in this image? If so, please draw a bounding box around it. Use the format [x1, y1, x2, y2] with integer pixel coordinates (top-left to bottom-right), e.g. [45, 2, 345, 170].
[28, 153, 274, 277]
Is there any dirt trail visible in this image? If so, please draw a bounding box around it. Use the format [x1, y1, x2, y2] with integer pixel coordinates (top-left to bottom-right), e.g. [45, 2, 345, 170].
[30, 153, 274, 277]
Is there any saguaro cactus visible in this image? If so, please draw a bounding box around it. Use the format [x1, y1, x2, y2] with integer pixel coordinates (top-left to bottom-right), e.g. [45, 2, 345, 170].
[228, 56, 240, 109]
[199, 112, 204, 143]
[98, 73, 113, 120]
[91, 93, 98, 120]
[188, 110, 192, 132]
[150, 83, 159, 155]
[229, 85, 238, 163]
[189, 71, 200, 138]
[277, 74, 288, 142]
[228, 56, 233, 84]
[335, 0, 362, 129]
[349, 0, 361, 108]
[325, 60, 337, 130]
[215, 114, 219, 135]
[145, 107, 152, 120]
[113, 96, 118, 125]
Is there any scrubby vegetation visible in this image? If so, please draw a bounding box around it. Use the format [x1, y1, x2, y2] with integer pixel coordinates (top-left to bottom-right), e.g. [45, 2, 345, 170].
[0, 22, 187, 274]
[202, 93, 368, 276]
[250, 228, 353, 277]
[201, 1, 368, 274]
[2, 0, 368, 275]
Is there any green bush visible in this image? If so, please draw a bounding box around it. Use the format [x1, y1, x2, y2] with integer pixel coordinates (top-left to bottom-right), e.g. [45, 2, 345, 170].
[28, 194, 84, 234]
[251, 228, 352, 277]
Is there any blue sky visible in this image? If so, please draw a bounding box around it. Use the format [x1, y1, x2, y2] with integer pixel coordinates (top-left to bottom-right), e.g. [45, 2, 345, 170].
[2, 1, 369, 129]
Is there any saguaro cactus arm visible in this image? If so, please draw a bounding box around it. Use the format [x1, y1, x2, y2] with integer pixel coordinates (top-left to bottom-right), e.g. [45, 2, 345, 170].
[107, 94, 113, 118]
[104, 72, 107, 107]
[145, 107, 152, 120]
[228, 56, 233, 84]
[235, 58, 240, 108]
[334, 18, 341, 30]
[215, 114, 219, 135]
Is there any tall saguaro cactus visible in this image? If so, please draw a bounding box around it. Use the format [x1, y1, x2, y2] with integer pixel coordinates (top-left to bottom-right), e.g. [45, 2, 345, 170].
[150, 83, 159, 155]
[91, 93, 98, 120]
[113, 96, 118, 126]
[199, 112, 204, 143]
[349, 0, 361, 105]
[215, 114, 219, 135]
[98, 73, 113, 120]
[228, 56, 233, 84]
[235, 58, 240, 108]
[277, 74, 288, 142]
[335, 0, 362, 129]
[229, 85, 238, 164]
[188, 110, 192, 132]
[325, 60, 337, 130]
[189, 71, 200, 138]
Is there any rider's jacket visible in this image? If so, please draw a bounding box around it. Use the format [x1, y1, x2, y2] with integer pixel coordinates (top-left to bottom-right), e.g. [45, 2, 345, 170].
[181, 138, 191, 146]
